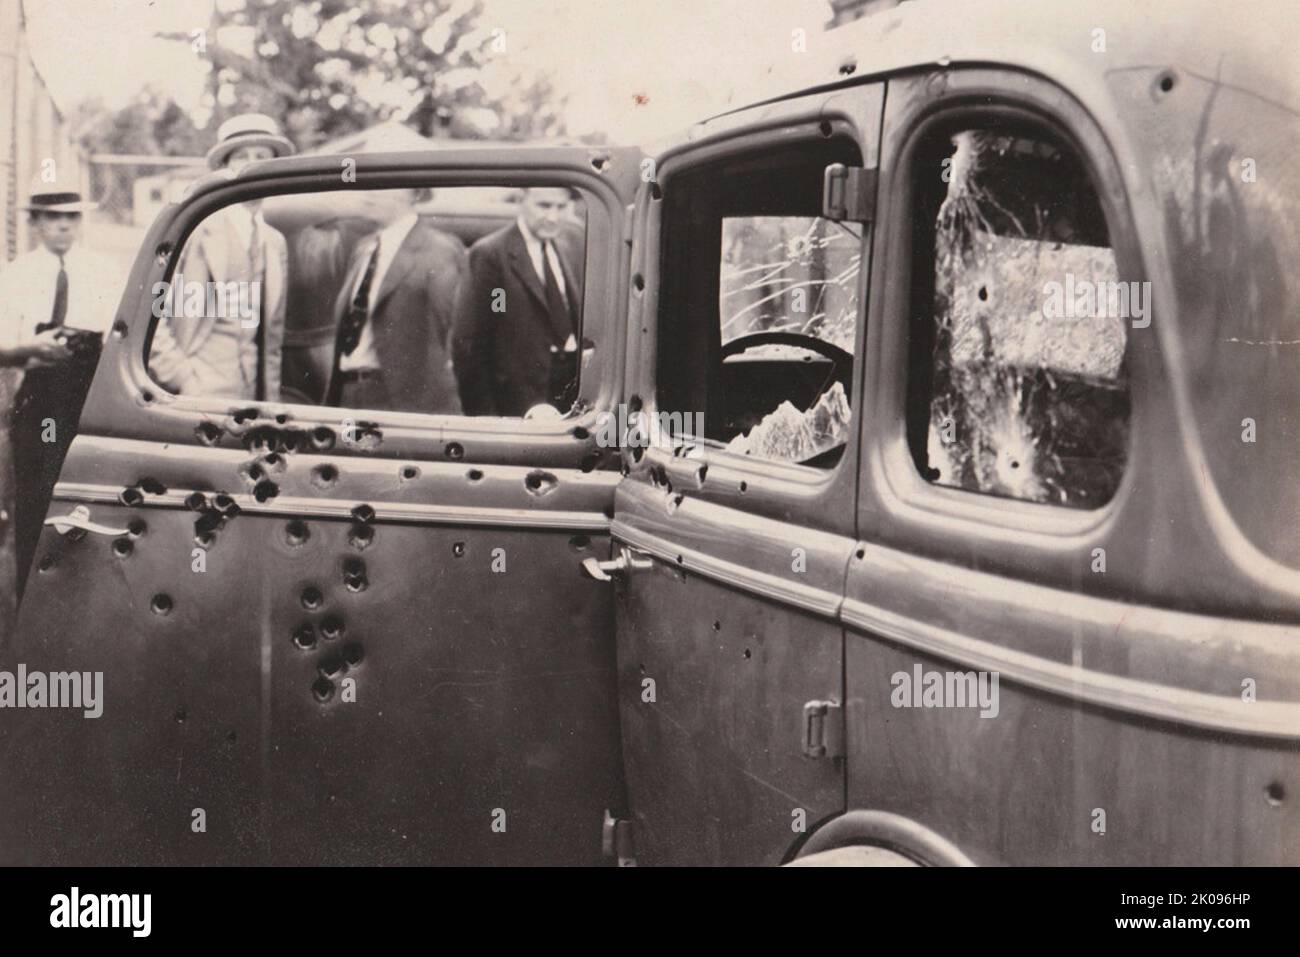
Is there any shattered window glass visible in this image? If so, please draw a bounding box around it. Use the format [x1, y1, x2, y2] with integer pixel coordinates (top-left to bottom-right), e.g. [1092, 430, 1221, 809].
[718, 216, 860, 466]
[919, 129, 1130, 508]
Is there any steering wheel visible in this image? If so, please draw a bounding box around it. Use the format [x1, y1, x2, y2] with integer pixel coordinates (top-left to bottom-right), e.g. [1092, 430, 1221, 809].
[719, 330, 852, 387]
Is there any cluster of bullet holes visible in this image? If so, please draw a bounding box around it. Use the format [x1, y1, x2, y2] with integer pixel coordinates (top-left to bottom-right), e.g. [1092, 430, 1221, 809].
[188, 491, 240, 548]
[111, 519, 147, 559]
[291, 598, 364, 704]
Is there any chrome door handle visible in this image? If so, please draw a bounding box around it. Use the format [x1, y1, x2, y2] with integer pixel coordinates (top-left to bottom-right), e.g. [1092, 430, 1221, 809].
[43, 505, 130, 537]
[582, 546, 653, 581]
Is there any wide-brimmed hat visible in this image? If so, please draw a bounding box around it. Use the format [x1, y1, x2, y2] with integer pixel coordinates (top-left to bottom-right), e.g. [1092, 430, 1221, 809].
[206, 113, 295, 169]
[19, 171, 97, 213]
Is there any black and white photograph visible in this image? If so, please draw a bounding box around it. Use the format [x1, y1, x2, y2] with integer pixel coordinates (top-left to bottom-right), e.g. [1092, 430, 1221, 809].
[0, 0, 1295, 935]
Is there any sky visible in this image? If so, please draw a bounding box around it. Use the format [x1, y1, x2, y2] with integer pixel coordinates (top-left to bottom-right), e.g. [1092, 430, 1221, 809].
[23, 0, 839, 144]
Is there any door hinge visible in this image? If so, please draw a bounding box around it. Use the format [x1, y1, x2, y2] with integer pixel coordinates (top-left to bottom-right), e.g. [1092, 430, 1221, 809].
[802, 699, 844, 759]
[822, 163, 878, 223]
[602, 809, 637, 866]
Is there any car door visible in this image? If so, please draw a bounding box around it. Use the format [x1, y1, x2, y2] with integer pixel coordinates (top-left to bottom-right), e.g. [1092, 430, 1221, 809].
[603, 86, 884, 865]
[0, 147, 641, 865]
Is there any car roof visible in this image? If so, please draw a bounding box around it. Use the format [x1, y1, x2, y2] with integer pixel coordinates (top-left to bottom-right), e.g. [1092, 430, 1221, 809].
[703, 0, 1295, 126]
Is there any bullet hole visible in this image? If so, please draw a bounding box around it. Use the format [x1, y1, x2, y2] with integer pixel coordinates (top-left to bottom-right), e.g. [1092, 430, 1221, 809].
[244, 463, 264, 483]
[231, 407, 259, 426]
[819, 119, 834, 137]
[649, 464, 668, 488]
[348, 524, 374, 550]
[350, 503, 375, 524]
[353, 421, 383, 449]
[253, 479, 280, 503]
[151, 593, 174, 616]
[855, 547, 866, 560]
[127, 519, 147, 538]
[675, 554, 684, 565]
[632, 273, 645, 293]
[739, 481, 748, 493]
[300, 586, 323, 611]
[37, 554, 56, 573]
[284, 520, 310, 546]
[445, 441, 465, 461]
[524, 470, 558, 496]
[712, 621, 721, 631]
[310, 426, 336, 451]
[666, 492, 684, 514]
[318, 652, 345, 679]
[154, 241, 172, 265]
[174, 707, 186, 724]
[263, 452, 284, 471]
[321, 615, 345, 641]
[274, 413, 289, 425]
[245, 424, 305, 455]
[649, 181, 663, 201]
[1266, 781, 1285, 807]
[312, 463, 338, 488]
[112, 320, 129, 339]
[466, 468, 484, 482]
[312, 677, 335, 702]
[742, 648, 752, 659]
[628, 394, 643, 414]
[343, 557, 368, 592]
[452, 541, 466, 558]
[343, 643, 364, 667]
[195, 422, 222, 446]
[696, 464, 708, 485]
[118, 487, 144, 507]
[400, 465, 420, 481]
[194, 512, 221, 539]
[213, 492, 235, 512]
[141, 390, 154, 404]
[837, 58, 857, 77]
[112, 538, 133, 557]
[977, 286, 988, 302]
[138, 477, 167, 495]
[569, 535, 590, 551]
[570, 425, 591, 440]
[630, 444, 645, 464]
[292, 623, 317, 650]
[1155, 70, 1177, 95]
[194, 529, 216, 549]
[591, 154, 610, 172]
[580, 453, 601, 473]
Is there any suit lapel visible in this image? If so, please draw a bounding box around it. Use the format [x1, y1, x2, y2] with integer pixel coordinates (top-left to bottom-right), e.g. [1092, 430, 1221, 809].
[507, 224, 550, 314]
[372, 222, 424, 312]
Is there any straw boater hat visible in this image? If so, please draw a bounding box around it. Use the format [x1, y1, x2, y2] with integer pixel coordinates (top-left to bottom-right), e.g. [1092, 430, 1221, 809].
[19, 170, 97, 214]
[206, 113, 296, 169]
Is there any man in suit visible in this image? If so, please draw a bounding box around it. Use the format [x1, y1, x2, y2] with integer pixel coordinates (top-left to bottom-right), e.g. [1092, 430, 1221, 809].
[453, 187, 585, 417]
[0, 173, 119, 597]
[149, 113, 292, 400]
[324, 188, 467, 413]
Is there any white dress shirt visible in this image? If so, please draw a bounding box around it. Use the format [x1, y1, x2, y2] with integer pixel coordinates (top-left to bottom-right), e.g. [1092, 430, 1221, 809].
[0, 243, 120, 351]
[339, 213, 418, 373]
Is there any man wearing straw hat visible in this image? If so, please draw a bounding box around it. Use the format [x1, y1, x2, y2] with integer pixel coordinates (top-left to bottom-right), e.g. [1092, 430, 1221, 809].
[0, 169, 118, 596]
[149, 112, 294, 401]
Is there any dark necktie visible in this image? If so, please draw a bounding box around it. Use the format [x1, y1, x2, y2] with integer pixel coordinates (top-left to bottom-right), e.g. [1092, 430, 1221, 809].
[50, 255, 68, 327]
[338, 239, 380, 356]
[541, 241, 574, 346]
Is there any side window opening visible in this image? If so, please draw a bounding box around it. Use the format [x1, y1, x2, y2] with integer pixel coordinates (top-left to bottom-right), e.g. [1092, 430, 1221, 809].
[908, 123, 1130, 508]
[657, 137, 864, 469]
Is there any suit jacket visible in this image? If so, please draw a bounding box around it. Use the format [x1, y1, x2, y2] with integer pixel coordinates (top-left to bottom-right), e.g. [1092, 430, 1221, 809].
[452, 221, 585, 417]
[149, 204, 287, 400]
[323, 221, 467, 414]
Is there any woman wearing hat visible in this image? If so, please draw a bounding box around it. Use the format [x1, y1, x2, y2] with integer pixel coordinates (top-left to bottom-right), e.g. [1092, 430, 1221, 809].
[0, 170, 121, 596]
[149, 113, 294, 401]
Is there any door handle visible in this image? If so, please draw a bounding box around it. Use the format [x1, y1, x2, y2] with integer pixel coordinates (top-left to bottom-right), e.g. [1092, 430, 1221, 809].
[43, 505, 130, 537]
[581, 546, 653, 582]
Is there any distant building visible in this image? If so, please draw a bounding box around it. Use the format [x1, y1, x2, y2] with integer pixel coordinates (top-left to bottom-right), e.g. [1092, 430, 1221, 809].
[131, 164, 206, 228]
